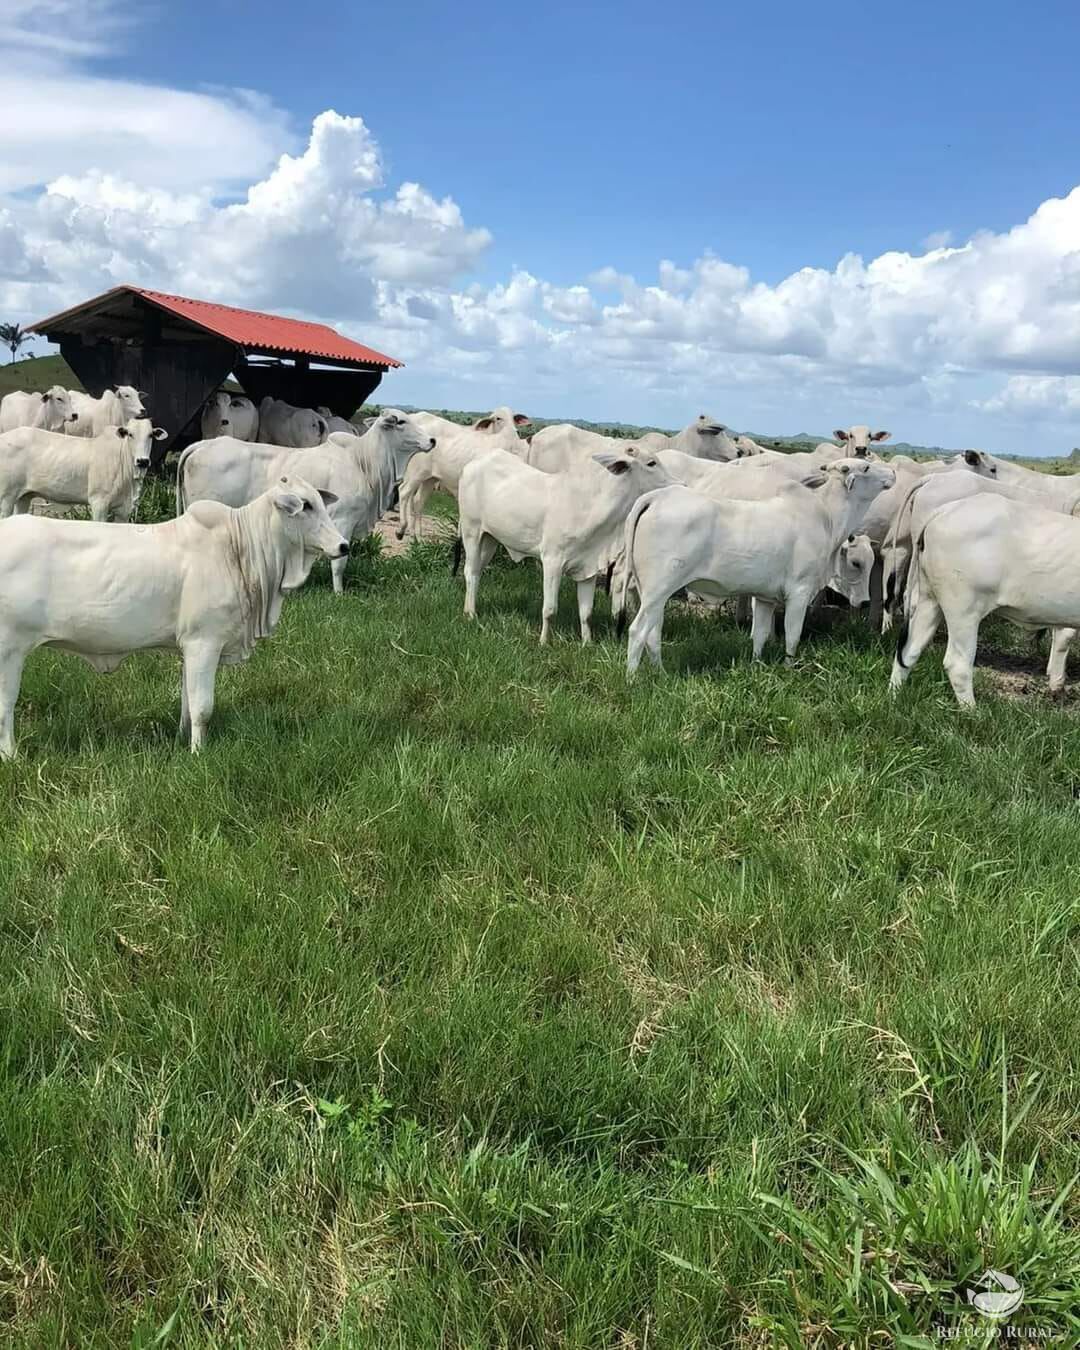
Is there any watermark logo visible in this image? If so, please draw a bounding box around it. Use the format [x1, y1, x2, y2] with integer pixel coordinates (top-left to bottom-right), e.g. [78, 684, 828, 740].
[968, 1270, 1024, 1321]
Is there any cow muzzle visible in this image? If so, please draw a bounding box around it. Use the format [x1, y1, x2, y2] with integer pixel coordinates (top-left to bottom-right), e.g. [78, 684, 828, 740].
[135, 457, 151, 469]
[335, 541, 349, 558]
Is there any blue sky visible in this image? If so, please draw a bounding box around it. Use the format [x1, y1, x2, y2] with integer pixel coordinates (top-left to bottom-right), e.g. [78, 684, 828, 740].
[4, 0, 1080, 450]
[123, 0, 1080, 282]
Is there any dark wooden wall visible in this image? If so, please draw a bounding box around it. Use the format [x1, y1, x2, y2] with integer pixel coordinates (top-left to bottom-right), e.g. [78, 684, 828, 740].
[59, 336, 237, 466]
[235, 358, 384, 418]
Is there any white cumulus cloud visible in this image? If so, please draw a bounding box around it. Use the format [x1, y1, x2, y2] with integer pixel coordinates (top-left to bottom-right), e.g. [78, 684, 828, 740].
[3, 0, 1080, 453]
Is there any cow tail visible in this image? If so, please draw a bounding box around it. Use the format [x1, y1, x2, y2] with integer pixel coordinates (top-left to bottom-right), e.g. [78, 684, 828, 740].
[886, 477, 929, 615]
[174, 443, 199, 515]
[616, 495, 652, 639]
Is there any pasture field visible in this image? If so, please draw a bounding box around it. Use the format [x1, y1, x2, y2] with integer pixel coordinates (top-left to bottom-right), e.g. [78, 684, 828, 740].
[1, 498, 1079, 1348]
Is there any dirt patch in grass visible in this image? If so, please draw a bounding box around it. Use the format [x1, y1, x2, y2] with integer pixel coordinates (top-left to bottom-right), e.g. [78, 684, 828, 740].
[374, 510, 454, 558]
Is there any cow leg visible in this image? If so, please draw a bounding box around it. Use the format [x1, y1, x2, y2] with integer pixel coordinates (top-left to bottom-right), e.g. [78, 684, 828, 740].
[462, 530, 495, 620]
[782, 593, 811, 661]
[576, 577, 597, 644]
[942, 617, 980, 708]
[180, 641, 223, 752]
[405, 477, 437, 539]
[889, 595, 942, 692]
[868, 553, 884, 630]
[627, 599, 665, 676]
[750, 598, 776, 659]
[0, 646, 27, 760]
[1047, 627, 1077, 695]
[540, 558, 563, 645]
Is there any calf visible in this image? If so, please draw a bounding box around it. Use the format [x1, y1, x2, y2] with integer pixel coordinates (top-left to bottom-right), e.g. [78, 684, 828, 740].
[620, 459, 895, 673]
[458, 445, 679, 644]
[68, 385, 146, 437]
[397, 406, 530, 539]
[0, 386, 77, 434]
[258, 396, 328, 447]
[0, 419, 166, 521]
[0, 476, 347, 756]
[891, 494, 1080, 704]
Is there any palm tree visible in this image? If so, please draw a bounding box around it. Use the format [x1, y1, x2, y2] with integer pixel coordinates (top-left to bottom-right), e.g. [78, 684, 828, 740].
[0, 323, 31, 364]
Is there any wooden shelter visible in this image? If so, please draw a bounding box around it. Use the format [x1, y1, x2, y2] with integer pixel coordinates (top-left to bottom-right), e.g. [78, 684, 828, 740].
[31, 286, 403, 462]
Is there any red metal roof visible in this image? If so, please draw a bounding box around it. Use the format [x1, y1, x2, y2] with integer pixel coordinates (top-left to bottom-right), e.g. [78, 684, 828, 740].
[32, 285, 403, 369]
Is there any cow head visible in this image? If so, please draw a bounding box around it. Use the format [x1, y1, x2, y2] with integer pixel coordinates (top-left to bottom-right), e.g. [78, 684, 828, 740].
[119, 419, 168, 469]
[37, 385, 75, 432]
[374, 409, 437, 481]
[827, 457, 896, 502]
[271, 474, 350, 588]
[592, 445, 682, 492]
[690, 414, 741, 462]
[472, 407, 532, 437]
[832, 533, 875, 608]
[833, 425, 891, 458]
[114, 385, 147, 419]
[959, 448, 998, 477]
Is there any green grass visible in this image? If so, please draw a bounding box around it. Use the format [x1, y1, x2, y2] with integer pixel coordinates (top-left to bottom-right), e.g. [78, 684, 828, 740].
[0, 530, 1078, 1347]
[0, 354, 78, 399]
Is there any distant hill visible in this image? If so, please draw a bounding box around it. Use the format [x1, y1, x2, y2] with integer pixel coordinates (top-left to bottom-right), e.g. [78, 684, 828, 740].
[0, 354, 78, 397]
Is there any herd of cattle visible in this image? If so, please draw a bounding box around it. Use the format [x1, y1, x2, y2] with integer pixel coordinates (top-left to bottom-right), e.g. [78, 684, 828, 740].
[0, 379, 1079, 755]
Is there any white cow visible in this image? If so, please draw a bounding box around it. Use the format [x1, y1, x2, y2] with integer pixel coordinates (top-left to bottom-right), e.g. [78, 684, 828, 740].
[257, 396, 327, 448]
[817, 425, 891, 458]
[882, 462, 1063, 624]
[890, 494, 1080, 705]
[619, 459, 895, 673]
[457, 444, 679, 644]
[0, 386, 77, 434]
[612, 455, 878, 621]
[733, 435, 769, 458]
[0, 419, 166, 521]
[0, 476, 348, 757]
[396, 406, 530, 539]
[635, 415, 741, 460]
[201, 391, 259, 442]
[316, 407, 362, 436]
[177, 410, 433, 594]
[830, 533, 876, 608]
[68, 385, 147, 437]
[534, 416, 737, 475]
[981, 454, 1080, 510]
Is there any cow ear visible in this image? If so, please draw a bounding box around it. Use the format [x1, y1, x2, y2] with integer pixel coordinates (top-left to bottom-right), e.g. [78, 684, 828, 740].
[152, 427, 168, 440]
[272, 488, 305, 517]
[834, 429, 849, 442]
[871, 429, 891, 442]
[963, 449, 980, 466]
[318, 489, 339, 507]
[513, 413, 531, 426]
[40, 391, 49, 400]
[592, 452, 630, 475]
[116, 426, 130, 438]
[474, 416, 494, 431]
[801, 472, 827, 489]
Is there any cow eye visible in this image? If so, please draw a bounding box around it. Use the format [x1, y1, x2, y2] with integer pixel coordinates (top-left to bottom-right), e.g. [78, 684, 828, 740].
[852, 561, 862, 570]
[647, 459, 657, 467]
